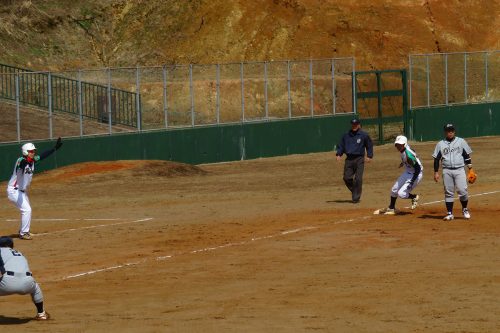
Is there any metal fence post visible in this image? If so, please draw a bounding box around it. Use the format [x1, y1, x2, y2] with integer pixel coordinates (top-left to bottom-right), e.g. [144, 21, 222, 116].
[309, 59, 314, 117]
[78, 70, 83, 137]
[162, 65, 168, 128]
[464, 53, 468, 102]
[135, 66, 141, 131]
[264, 61, 269, 120]
[445, 54, 448, 105]
[287, 60, 292, 118]
[408, 55, 412, 110]
[240, 62, 245, 122]
[426, 56, 430, 107]
[107, 68, 112, 135]
[189, 64, 195, 127]
[216, 64, 220, 124]
[331, 59, 336, 115]
[352, 58, 357, 113]
[485, 52, 489, 100]
[48, 72, 53, 139]
[15, 73, 20, 142]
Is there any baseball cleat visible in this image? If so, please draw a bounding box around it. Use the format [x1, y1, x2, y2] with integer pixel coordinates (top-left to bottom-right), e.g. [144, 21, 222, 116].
[374, 207, 398, 215]
[411, 195, 420, 210]
[19, 233, 33, 240]
[462, 208, 471, 219]
[35, 311, 50, 320]
[443, 214, 454, 221]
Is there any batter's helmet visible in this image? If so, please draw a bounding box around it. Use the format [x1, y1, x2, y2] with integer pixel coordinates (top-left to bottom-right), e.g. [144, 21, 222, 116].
[0, 236, 14, 248]
[394, 135, 408, 145]
[21, 142, 36, 156]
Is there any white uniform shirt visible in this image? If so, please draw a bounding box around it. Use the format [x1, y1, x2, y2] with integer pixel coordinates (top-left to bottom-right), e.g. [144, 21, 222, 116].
[432, 137, 472, 169]
[0, 247, 31, 273]
[7, 157, 35, 191]
[401, 145, 423, 174]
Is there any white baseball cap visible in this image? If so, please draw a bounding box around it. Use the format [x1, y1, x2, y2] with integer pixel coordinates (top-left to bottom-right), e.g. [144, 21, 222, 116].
[394, 135, 407, 145]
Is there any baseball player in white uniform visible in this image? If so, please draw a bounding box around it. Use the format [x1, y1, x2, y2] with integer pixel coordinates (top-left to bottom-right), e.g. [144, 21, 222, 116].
[378, 135, 423, 215]
[0, 236, 49, 320]
[6, 138, 63, 240]
[432, 124, 473, 221]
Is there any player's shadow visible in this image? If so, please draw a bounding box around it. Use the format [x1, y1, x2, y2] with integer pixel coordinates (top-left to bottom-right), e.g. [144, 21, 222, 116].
[0, 315, 32, 325]
[326, 200, 357, 203]
[418, 214, 446, 220]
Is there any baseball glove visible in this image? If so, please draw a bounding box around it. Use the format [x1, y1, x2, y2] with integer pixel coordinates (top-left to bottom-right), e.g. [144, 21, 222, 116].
[467, 168, 477, 184]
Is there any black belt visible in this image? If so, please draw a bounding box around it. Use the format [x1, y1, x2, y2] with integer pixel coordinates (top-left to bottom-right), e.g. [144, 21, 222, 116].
[443, 167, 464, 170]
[5, 271, 32, 276]
[13, 187, 25, 193]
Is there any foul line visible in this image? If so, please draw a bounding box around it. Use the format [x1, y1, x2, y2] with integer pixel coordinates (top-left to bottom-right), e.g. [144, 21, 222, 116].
[34, 217, 154, 236]
[4, 218, 122, 222]
[56, 189, 500, 281]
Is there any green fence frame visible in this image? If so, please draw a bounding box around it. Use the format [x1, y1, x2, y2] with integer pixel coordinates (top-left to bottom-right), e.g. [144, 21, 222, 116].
[355, 69, 408, 143]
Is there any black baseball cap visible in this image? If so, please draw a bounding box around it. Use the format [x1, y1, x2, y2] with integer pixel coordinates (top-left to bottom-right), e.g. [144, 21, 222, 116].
[351, 118, 361, 125]
[443, 123, 455, 131]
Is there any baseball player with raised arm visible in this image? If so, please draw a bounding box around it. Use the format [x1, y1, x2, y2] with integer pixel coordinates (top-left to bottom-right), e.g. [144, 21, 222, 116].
[376, 135, 422, 215]
[6, 138, 63, 240]
[0, 236, 49, 320]
[433, 124, 473, 221]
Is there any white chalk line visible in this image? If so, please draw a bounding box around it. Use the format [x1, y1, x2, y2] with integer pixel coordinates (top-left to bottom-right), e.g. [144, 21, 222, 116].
[4, 218, 122, 222]
[34, 217, 154, 236]
[57, 190, 500, 281]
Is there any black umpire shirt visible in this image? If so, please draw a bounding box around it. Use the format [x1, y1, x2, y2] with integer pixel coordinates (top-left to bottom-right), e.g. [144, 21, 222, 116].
[336, 129, 374, 159]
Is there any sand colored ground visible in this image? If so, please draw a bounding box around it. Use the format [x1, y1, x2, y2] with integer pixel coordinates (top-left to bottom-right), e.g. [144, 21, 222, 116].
[0, 136, 499, 332]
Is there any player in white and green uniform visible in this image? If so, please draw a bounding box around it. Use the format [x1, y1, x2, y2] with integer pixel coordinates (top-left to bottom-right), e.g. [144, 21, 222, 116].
[432, 123, 473, 221]
[379, 135, 423, 215]
[6, 138, 62, 240]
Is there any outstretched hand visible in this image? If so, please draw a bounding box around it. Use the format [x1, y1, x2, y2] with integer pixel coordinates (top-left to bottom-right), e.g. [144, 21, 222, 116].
[54, 137, 63, 150]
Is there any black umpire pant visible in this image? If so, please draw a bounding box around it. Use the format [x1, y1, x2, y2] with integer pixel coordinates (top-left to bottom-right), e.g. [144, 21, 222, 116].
[343, 155, 365, 202]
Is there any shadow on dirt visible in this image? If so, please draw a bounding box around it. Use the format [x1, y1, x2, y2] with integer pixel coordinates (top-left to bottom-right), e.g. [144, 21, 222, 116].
[326, 200, 357, 204]
[0, 315, 32, 325]
[418, 214, 446, 220]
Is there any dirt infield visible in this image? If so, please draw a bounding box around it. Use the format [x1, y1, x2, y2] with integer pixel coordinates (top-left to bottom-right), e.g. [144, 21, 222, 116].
[0, 136, 499, 332]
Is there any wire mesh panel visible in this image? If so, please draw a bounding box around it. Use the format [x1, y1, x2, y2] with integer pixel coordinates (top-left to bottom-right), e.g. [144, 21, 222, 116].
[355, 72, 379, 118]
[380, 72, 404, 117]
[311, 59, 334, 116]
[1, 57, 355, 143]
[466, 53, 487, 103]
[289, 61, 310, 117]
[47, 70, 81, 138]
[410, 50, 500, 108]
[192, 64, 218, 125]
[78, 69, 113, 136]
[0, 92, 19, 143]
[333, 59, 354, 114]
[409, 55, 428, 108]
[219, 63, 242, 123]
[266, 61, 289, 119]
[242, 62, 266, 121]
[166, 65, 192, 127]
[428, 54, 447, 106]
[488, 51, 500, 101]
[135, 67, 162, 130]
[446, 54, 466, 104]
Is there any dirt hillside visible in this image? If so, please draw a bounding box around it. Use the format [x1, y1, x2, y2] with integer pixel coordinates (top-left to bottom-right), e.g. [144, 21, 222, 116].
[0, 0, 498, 70]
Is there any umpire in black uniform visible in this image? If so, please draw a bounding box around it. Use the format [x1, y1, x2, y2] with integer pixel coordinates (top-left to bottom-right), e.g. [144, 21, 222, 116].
[335, 118, 374, 203]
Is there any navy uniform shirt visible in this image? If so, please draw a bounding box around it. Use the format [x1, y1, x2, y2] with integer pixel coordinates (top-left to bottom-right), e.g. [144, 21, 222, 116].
[336, 129, 374, 158]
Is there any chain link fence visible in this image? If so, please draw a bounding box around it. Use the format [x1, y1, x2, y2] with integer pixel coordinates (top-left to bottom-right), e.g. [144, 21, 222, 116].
[409, 50, 500, 109]
[0, 58, 355, 143]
